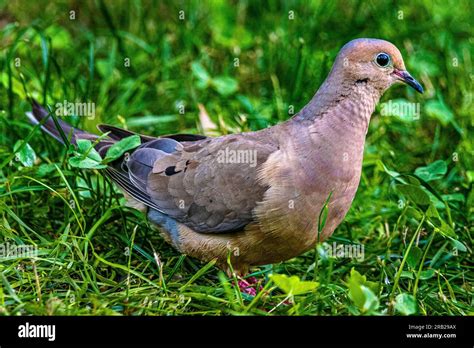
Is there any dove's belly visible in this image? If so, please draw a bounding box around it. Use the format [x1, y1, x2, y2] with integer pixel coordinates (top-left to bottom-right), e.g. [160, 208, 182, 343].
[242, 165, 362, 266]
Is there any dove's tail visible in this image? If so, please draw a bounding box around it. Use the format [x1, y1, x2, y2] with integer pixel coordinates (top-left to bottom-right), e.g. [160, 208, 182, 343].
[26, 100, 99, 146]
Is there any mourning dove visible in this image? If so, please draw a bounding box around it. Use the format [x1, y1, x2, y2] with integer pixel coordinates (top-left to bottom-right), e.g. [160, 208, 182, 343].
[27, 38, 423, 275]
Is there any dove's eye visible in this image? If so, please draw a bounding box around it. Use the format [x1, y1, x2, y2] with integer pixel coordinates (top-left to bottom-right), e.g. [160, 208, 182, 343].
[375, 52, 391, 67]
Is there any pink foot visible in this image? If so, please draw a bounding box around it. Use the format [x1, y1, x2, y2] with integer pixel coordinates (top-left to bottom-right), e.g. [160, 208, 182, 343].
[237, 276, 263, 296]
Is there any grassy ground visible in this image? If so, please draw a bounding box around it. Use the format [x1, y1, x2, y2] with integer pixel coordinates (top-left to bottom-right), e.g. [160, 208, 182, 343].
[0, 0, 472, 315]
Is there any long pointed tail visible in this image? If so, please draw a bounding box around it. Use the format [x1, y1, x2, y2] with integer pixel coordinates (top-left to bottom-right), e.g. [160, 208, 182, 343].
[26, 100, 98, 146]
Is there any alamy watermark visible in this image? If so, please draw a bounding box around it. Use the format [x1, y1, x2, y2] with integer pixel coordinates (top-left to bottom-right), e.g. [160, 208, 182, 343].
[380, 100, 420, 120]
[323, 242, 365, 262]
[55, 100, 95, 119]
[0, 242, 37, 258]
[18, 322, 55, 341]
[217, 147, 257, 168]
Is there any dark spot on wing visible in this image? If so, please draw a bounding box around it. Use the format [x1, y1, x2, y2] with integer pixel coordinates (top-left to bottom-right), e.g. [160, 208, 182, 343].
[165, 166, 182, 176]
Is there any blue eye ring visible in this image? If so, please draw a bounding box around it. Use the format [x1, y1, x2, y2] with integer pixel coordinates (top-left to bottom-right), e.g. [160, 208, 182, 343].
[375, 52, 391, 67]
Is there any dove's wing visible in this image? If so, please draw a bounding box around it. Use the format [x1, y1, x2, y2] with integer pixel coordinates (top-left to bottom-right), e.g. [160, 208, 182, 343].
[104, 127, 277, 233]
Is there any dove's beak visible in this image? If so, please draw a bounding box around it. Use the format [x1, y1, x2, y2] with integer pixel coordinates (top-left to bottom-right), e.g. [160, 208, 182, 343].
[393, 69, 424, 94]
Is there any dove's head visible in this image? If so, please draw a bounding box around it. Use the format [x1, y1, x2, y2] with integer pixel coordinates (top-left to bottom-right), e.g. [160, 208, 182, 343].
[333, 38, 423, 94]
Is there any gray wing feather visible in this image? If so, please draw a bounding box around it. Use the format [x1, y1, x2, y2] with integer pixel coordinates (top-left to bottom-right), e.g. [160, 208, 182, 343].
[106, 131, 276, 234]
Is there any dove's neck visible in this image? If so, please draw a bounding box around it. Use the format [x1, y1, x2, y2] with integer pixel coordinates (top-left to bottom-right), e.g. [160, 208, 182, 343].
[293, 75, 383, 135]
[282, 76, 384, 174]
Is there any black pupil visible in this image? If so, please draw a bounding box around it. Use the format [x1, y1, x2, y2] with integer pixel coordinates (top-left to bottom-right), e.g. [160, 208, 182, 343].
[376, 53, 390, 66]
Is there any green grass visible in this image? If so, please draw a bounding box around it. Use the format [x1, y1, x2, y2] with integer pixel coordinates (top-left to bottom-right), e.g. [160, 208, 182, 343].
[0, 0, 472, 316]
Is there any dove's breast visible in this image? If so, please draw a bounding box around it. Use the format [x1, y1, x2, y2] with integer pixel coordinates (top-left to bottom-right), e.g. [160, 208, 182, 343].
[240, 99, 373, 265]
